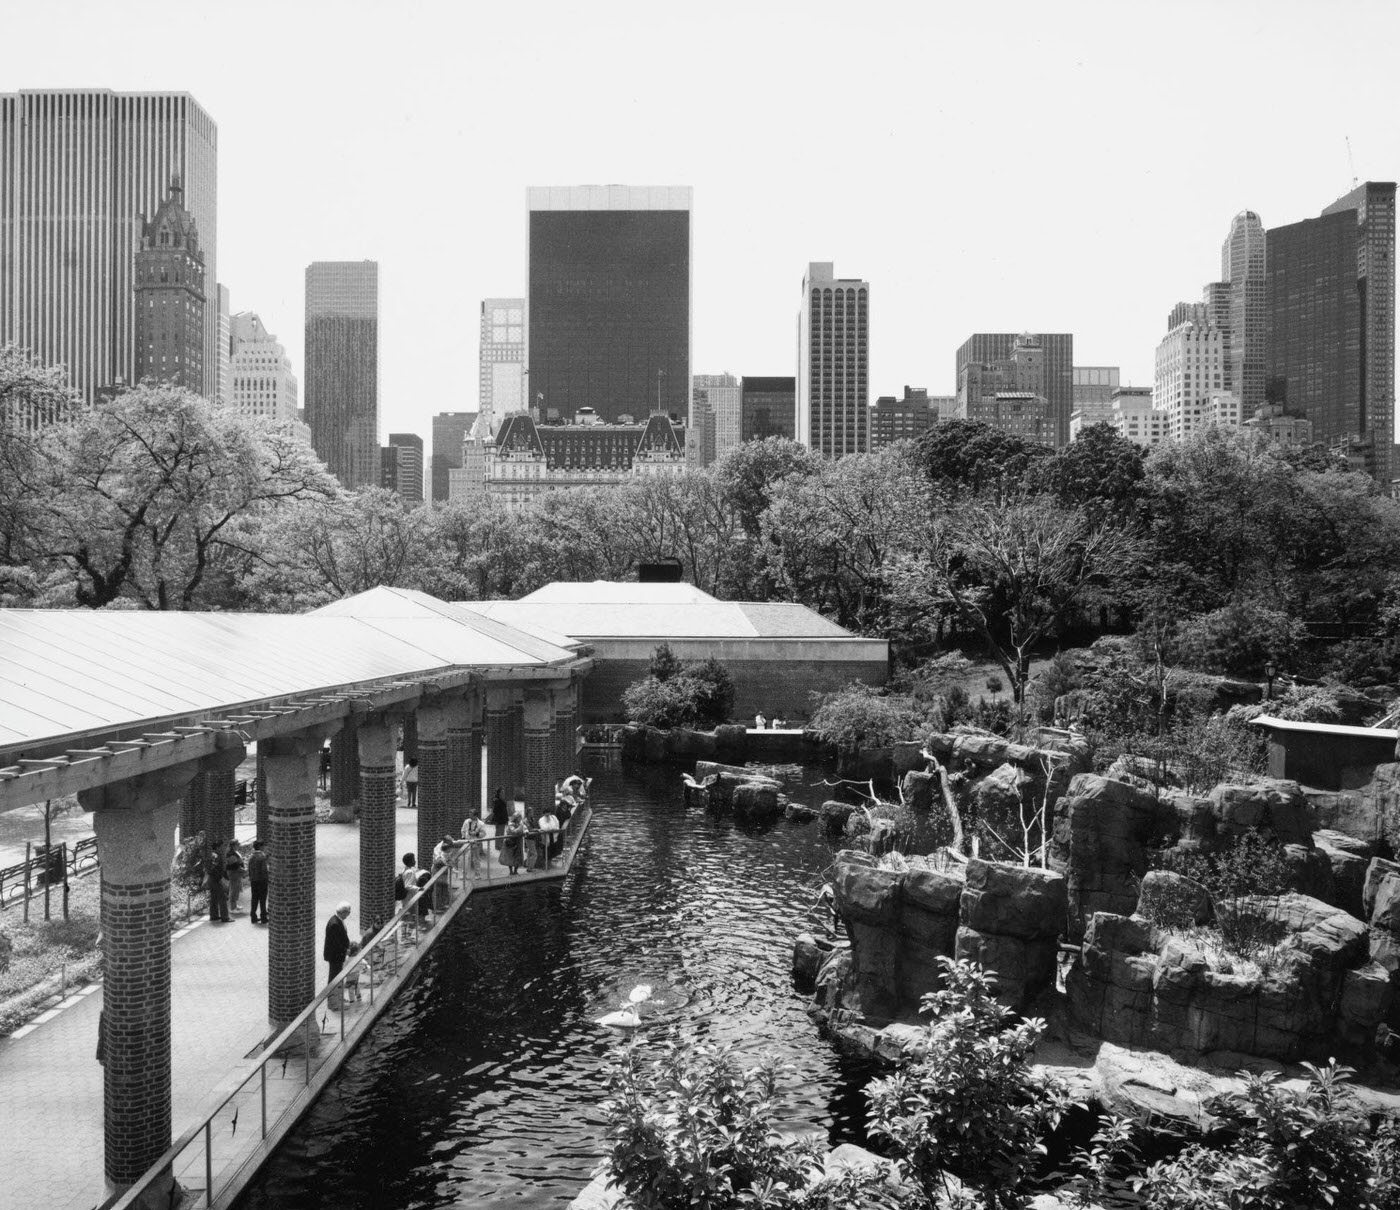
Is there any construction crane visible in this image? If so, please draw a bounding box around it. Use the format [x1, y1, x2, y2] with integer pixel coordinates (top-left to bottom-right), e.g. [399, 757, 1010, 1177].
[1346, 136, 1359, 188]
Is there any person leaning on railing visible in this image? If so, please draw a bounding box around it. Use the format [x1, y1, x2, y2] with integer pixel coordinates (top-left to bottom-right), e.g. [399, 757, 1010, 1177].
[461, 813, 487, 870]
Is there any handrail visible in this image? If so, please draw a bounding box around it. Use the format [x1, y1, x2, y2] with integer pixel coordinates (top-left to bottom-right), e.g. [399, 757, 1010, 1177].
[108, 804, 590, 1209]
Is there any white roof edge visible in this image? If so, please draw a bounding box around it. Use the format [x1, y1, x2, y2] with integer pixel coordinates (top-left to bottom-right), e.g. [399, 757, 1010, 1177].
[1250, 714, 1398, 740]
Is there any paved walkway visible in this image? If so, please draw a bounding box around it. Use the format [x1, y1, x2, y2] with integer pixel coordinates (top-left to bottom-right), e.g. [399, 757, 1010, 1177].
[0, 808, 420, 1210]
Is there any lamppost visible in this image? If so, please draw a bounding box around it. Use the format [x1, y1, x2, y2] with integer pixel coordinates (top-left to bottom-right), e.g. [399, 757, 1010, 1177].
[1264, 660, 1277, 701]
[657, 368, 665, 413]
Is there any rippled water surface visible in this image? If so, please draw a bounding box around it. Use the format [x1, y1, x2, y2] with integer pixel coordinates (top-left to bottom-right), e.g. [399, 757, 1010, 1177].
[237, 757, 885, 1209]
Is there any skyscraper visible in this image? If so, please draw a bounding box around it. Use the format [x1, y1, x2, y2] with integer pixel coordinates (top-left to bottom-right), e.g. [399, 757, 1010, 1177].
[1266, 182, 1396, 480]
[305, 260, 379, 490]
[229, 312, 298, 424]
[527, 185, 691, 424]
[215, 284, 231, 407]
[1222, 211, 1267, 411]
[956, 334, 1055, 445]
[692, 373, 741, 466]
[133, 178, 205, 393]
[870, 387, 936, 450]
[0, 89, 217, 401]
[797, 262, 870, 457]
[382, 432, 424, 504]
[740, 376, 796, 443]
[479, 298, 524, 430]
[431, 411, 477, 503]
[955, 333, 1073, 446]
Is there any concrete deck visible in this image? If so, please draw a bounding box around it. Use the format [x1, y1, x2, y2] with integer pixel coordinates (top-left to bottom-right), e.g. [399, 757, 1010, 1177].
[0, 804, 590, 1210]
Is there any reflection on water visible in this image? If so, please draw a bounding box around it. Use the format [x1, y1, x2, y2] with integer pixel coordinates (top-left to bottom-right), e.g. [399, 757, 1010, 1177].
[236, 758, 883, 1209]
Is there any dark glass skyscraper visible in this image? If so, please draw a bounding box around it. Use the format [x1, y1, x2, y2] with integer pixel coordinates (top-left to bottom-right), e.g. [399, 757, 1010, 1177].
[527, 186, 691, 424]
[305, 260, 378, 490]
[740, 376, 796, 442]
[1266, 182, 1396, 480]
[955, 333, 1073, 447]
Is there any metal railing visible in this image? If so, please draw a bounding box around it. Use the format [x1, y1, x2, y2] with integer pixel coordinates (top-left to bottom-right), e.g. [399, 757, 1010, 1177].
[0, 836, 100, 911]
[109, 806, 590, 1210]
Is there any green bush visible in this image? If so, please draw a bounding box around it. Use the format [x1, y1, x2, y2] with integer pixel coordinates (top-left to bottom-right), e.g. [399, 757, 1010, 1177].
[1137, 1061, 1396, 1210]
[685, 657, 736, 724]
[648, 642, 684, 683]
[1176, 601, 1306, 677]
[622, 654, 736, 729]
[808, 683, 933, 753]
[867, 956, 1074, 1207]
[171, 831, 208, 892]
[1315, 636, 1400, 690]
[602, 1042, 898, 1210]
[1155, 830, 1293, 960]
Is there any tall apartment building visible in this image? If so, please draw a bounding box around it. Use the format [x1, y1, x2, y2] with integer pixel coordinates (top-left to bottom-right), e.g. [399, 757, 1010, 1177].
[1109, 387, 1170, 449]
[870, 386, 935, 449]
[956, 333, 1055, 445]
[431, 411, 477, 503]
[740, 376, 796, 443]
[228, 312, 298, 424]
[527, 186, 691, 424]
[0, 89, 217, 402]
[956, 333, 1073, 446]
[381, 432, 424, 504]
[215, 284, 230, 407]
[1267, 182, 1396, 481]
[797, 262, 870, 456]
[479, 298, 524, 431]
[1153, 306, 1230, 441]
[305, 260, 379, 490]
[1222, 211, 1267, 410]
[692, 373, 741, 466]
[133, 179, 205, 393]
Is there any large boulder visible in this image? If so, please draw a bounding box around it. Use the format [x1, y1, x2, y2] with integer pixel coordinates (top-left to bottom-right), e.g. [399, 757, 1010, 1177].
[732, 780, 783, 824]
[901, 769, 936, 812]
[1136, 869, 1211, 926]
[973, 762, 1031, 819]
[1051, 773, 1172, 938]
[1208, 780, 1314, 846]
[793, 932, 839, 983]
[1361, 763, 1400, 850]
[955, 860, 1066, 1010]
[819, 800, 859, 838]
[1314, 832, 1372, 920]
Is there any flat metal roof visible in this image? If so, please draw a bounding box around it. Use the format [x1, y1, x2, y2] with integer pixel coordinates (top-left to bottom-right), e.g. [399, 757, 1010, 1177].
[1250, 714, 1399, 741]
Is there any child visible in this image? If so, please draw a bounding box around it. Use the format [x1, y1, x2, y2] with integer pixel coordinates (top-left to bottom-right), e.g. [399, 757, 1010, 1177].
[343, 942, 363, 1002]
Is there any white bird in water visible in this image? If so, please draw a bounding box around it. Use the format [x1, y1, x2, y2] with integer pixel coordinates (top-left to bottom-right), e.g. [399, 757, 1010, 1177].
[597, 983, 653, 1030]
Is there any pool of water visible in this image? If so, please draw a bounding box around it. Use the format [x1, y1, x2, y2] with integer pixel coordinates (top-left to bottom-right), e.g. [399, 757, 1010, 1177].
[236, 757, 887, 1209]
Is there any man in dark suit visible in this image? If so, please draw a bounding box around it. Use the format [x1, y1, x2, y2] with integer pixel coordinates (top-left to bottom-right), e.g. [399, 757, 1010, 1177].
[324, 902, 352, 984]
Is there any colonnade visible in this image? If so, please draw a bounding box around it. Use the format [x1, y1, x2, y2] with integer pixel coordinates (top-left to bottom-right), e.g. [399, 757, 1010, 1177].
[80, 671, 583, 1208]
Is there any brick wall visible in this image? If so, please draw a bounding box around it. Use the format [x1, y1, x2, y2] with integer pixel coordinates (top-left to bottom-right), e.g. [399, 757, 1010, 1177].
[205, 767, 236, 846]
[581, 657, 889, 724]
[417, 733, 449, 866]
[486, 702, 515, 807]
[178, 775, 207, 842]
[263, 742, 319, 1030]
[357, 720, 399, 929]
[331, 725, 359, 817]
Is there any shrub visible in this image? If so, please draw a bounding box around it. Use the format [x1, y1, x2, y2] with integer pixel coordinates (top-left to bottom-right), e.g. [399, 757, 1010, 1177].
[809, 683, 933, 753]
[1155, 830, 1293, 960]
[1175, 601, 1306, 677]
[602, 1042, 897, 1210]
[1030, 650, 1081, 722]
[648, 642, 684, 683]
[622, 676, 702, 729]
[867, 957, 1074, 1207]
[1270, 682, 1343, 723]
[624, 652, 735, 729]
[0, 930, 11, 975]
[172, 831, 208, 892]
[684, 657, 735, 726]
[1137, 1061, 1395, 1210]
[1315, 636, 1400, 690]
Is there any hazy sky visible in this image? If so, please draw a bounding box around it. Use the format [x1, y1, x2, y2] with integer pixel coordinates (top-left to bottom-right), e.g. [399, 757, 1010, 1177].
[7, 0, 1400, 446]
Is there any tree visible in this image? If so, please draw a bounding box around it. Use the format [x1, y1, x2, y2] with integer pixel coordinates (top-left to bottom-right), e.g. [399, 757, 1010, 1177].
[911, 420, 1051, 498]
[898, 496, 1139, 720]
[28, 384, 337, 609]
[713, 437, 820, 598]
[1032, 422, 1146, 523]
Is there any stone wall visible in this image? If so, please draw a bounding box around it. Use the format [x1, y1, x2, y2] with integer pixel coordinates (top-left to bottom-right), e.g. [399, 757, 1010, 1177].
[821, 854, 1065, 1019]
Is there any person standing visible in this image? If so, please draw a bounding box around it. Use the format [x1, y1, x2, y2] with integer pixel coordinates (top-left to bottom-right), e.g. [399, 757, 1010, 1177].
[225, 839, 245, 914]
[490, 787, 509, 850]
[461, 814, 487, 871]
[502, 811, 526, 875]
[537, 807, 561, 869]
[206, 840, 230, 923]
[324, 902, 351, 1006]
[403, 759, 420, 808]
[754, 711, 766, 730]
[247, 839, 270, 925]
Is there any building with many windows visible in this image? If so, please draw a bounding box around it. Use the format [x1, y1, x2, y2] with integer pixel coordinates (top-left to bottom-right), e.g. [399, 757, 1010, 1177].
[956, 333, 1055, 444]
[1153, 305, 1228, 441]
[0, 89, 218, 402]
[381, 432, 424, 504]
[740, 376, 795, 442]
[870, 386, 935, 449]
[1246, 402, 1314, 448]
[471, 411, 687, 509]
[133, 178, 205, 393]
[956, 332, 1073, 446]
[305, 260, 378, 490]
[479, 298, 524, 431]
[228, 312, 297, 424]
[798, 262, 869, 456]
[692, 373, 740, 466]
[1266, 182, 1396, 481]
[1109, 386, 1170, 448]
[1222, 211, 1267, 411]
[527, 186, 691, 425]
[431, 410, 477, 503]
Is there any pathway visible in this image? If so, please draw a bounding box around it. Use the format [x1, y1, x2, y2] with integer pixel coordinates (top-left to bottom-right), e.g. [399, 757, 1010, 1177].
[0, 809, 419, 1210]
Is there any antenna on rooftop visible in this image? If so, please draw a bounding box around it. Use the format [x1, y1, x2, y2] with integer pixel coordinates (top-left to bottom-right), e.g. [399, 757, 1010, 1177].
[1346, 135, 1358, 188]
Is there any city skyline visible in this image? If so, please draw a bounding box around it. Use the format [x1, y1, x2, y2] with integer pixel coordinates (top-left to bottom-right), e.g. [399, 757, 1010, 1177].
[3, 1, 1399, 452]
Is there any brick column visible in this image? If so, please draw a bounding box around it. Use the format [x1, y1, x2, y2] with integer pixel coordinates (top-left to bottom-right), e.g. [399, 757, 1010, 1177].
[485, 685, 516, 811]
[205, 766, 236, 848]
[357, 716, 400, 929]
[330, 723, 359, 823]
[510, 690, 526, 801]
[83, 761, 205, 1207]
[448, 685, 481, 832]
[178, 774, 206, 843]
[415, 698, 461, 864]
[524, 689, 554, 818]
[553, 678, 577, 783]
[261, 734, 321, 1032]
[255, 750, 269, 838]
